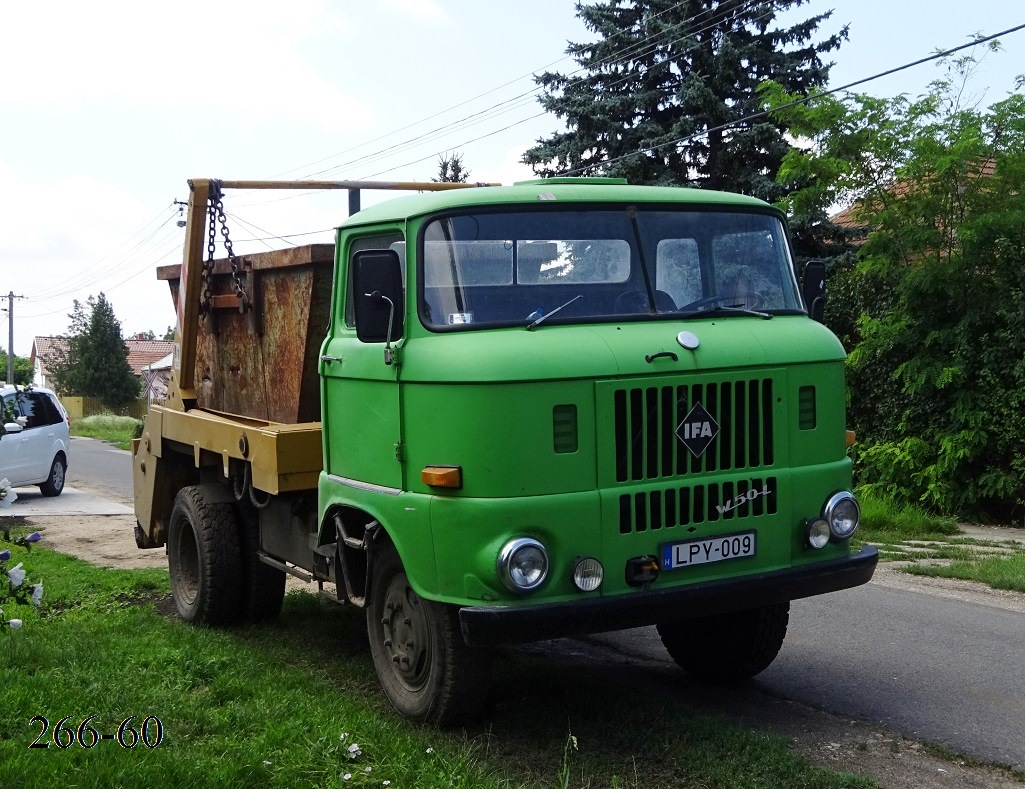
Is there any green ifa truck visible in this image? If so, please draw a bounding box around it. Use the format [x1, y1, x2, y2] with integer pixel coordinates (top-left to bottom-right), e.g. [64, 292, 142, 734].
[133, 177, 877, 725]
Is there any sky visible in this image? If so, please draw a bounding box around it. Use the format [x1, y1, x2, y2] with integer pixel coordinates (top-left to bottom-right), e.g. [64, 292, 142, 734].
[1, 0, 1022, 359]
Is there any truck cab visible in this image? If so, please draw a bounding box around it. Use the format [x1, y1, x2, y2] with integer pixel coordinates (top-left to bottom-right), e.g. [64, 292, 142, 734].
[134, 177, 876, 725]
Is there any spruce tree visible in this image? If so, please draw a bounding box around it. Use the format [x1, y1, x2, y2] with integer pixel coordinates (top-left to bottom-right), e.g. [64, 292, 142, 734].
[432, 152, 470, 183]
[78, 293, 140, 408]
[50, 294, 140, 408]
[523, 0, 846, 200]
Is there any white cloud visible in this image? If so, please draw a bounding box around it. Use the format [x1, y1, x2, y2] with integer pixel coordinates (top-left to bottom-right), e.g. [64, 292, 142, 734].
[473, 144, 537, 186]
[0, 0, 371, 133]
[380, 0, 452, 22]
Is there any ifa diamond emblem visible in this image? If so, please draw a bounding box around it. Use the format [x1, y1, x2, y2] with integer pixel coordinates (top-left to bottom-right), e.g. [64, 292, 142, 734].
[676, 402, 720, 457]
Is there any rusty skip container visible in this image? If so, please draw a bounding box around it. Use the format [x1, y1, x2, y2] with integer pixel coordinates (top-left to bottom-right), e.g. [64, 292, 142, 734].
[158, 243, 334, 424]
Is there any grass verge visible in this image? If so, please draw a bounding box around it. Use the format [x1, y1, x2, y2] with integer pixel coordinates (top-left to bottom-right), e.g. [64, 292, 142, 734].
[905, 553, 1025, 593]
[855, 489, 959, 542]
[70, 414, 142, 451]
[856, 490, 1025, 593]
[1, 542, 874, 789]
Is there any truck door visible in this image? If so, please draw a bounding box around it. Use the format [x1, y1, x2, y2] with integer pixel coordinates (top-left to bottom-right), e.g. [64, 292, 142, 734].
[320, 233, 405, 491]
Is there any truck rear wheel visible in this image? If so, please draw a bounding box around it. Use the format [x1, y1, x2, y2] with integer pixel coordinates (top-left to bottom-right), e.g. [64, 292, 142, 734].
[657, 602, 789, 683]
[367, 545, 491, 725]
[167, 486, 242, 625]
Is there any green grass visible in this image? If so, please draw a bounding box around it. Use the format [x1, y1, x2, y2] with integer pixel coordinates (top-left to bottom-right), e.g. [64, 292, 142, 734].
[1, 542, 874, 789]
[905, 553, 1025, 593]
[855, 489, 959, 542]
[855, 490, 1025, 592]
[70, 414, 142, 450]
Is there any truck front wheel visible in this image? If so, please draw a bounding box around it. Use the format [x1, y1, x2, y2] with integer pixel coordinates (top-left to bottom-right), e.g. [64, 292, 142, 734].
[167, 486, 242, 625]
[367, 546, 491, 725]
[657, 602, 789, 683]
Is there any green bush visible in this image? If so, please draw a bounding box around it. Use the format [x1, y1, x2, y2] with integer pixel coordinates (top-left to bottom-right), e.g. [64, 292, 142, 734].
[70, 414, 143, 450]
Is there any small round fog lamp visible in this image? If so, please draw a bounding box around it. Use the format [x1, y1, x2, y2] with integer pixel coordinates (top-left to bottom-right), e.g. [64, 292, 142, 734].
[498, 538, 549, 594]
[806, 518, 831, 549]
[572, 557, 604, 592]
[825, 491, 860, 540]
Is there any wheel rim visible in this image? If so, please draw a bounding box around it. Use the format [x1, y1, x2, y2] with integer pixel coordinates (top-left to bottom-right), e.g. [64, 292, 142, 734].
[51, 460, 65, 491]
[173, 520, 200, 606]
[379, 571, 432, 692]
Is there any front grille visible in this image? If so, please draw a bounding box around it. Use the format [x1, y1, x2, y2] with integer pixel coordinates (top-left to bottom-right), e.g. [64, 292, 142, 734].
[613, 379, 775, 482]
[619, 477, 778, 534]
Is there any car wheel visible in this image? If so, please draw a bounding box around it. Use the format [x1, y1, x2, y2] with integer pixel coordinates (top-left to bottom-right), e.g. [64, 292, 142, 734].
[167, 486, 242, 625]
[39, 454, 66, 497]
[367, 544, 491, 725]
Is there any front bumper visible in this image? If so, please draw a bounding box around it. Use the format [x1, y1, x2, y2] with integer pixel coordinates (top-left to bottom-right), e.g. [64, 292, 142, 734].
[459, 545, 878, 646]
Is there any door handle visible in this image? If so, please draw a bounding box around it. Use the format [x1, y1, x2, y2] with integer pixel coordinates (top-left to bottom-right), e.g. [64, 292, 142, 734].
[320, 355, 342, 364]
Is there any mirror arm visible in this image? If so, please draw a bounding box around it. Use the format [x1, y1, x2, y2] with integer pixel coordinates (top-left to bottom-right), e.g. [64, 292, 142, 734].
[365, 291, 397, 365]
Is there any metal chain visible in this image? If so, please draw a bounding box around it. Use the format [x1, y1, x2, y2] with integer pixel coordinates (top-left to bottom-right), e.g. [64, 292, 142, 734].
[212, 186, 248, 309]
[199, 184, 220, 317]
[200, 180, 249, 315]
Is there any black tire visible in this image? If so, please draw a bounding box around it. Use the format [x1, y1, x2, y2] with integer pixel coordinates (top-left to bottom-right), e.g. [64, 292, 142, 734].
[167, 486, 242, 625]
[38, 454, 66, 497]
[657, 602, 790, 683]
[367, 545, 491, 725]
[234, 504, 286, 622]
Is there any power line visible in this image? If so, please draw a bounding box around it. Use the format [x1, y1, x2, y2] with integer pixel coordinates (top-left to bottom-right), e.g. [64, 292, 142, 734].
[567, 22, 1025, 176]
[274, 0, 705, 180]
[303, 0, 775, 182]
[236, 0, 778, 208]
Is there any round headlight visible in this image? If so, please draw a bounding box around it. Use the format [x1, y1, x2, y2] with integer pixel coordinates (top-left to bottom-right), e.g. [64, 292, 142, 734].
[497, 538, 549, 594]
[571, 557, 604, 592]
[824, 492, 860, 540]
[806, 518, 831, 549]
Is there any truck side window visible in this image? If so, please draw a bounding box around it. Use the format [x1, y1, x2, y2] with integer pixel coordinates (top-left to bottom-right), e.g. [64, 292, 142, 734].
[343, 234, 405, 328]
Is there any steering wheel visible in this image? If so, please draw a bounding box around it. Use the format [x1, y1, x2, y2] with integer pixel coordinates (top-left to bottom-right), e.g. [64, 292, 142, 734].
[679, 291, 765, 312]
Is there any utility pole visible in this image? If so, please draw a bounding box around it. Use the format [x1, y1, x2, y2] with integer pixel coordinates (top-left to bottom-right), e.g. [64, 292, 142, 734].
[5, 291, 25, 385]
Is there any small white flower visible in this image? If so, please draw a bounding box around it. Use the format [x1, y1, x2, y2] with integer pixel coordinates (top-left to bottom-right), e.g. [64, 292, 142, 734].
[7, 563, 25, 589]
[262, 761, 272, 766]
[343, 774, 352, 781]
[339, 732, 348, 741]
[348, 743, 361, 754]
[9, 619, 23, 629]
[364, 766, 372, 773]
[383, 782, 391, 787]
[426, 747, 434, 754]
[30, 582, 43, 607]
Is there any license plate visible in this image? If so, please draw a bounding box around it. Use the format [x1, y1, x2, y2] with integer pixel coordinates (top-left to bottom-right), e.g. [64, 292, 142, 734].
[661, 531, 756, 570]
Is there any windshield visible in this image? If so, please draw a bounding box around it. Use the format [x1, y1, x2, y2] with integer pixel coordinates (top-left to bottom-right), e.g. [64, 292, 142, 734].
[419, 207, 802, 329]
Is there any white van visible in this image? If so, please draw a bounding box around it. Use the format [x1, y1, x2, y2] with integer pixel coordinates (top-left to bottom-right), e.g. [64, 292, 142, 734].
[1, 385, 71, 496]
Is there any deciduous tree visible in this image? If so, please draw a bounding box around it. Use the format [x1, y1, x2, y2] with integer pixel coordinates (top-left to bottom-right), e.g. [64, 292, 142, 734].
[765, 54, 1025, 521]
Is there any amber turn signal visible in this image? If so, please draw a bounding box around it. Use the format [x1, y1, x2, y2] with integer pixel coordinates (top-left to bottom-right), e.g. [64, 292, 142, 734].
[421, 465, 462, 489]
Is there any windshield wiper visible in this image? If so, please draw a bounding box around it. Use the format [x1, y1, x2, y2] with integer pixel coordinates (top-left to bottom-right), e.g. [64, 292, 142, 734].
[526, 295, 583, 330]
[678, 304, 773, 320]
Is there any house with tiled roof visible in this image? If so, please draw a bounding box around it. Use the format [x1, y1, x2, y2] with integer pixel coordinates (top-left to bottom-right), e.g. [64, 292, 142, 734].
[32, 336, 175, 396]
[31, 336, 69, 388]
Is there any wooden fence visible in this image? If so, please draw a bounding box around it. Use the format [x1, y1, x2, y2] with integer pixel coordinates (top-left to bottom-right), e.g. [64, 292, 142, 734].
[62, 396, 152, 421]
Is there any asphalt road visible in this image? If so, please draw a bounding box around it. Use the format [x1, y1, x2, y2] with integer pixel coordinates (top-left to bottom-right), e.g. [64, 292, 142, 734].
[60, 437, 1025, 771]
[66, 436, 134, 505]
[530, 575, 1025, 772]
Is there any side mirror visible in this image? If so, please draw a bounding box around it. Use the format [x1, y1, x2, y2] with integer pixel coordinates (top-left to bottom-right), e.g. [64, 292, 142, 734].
[3, 422, 23, 435]
[801, 260, 827, 324]
[352, 249, 405, 363]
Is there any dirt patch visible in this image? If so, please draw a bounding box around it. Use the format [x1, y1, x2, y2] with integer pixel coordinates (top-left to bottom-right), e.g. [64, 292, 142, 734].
[693, 686, 1025, 788]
